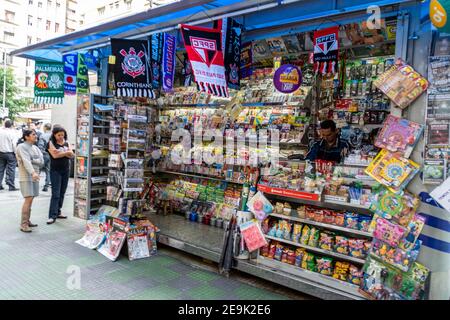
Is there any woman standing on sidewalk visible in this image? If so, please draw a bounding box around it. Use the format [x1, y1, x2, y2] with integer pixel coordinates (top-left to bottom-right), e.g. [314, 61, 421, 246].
[46, 126, 74, 225]
[16, 130, 43, 233]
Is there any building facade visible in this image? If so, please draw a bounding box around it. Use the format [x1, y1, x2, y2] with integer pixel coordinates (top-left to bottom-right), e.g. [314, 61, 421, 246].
[0, 0, 79, 111]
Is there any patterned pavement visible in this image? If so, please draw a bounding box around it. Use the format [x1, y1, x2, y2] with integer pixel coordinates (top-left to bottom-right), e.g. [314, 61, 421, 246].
[0, 178, 291, 300]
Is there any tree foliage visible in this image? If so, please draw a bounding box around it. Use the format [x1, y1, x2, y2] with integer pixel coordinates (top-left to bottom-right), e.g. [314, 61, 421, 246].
[0, 68, 31, 120]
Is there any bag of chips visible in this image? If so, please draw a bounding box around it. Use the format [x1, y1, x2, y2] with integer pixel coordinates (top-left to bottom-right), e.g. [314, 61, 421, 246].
[300, 225, 311, 245]
[317, 257, 333, 276]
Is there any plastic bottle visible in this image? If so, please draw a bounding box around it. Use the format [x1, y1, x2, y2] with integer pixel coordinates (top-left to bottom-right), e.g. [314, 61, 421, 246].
[240, 182, 249, 211]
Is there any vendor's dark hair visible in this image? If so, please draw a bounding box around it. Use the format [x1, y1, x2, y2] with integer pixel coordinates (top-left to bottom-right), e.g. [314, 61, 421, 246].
[320, 120, 337, 131]
[21, 129, 35, 142]
[51, 126, 68, 145]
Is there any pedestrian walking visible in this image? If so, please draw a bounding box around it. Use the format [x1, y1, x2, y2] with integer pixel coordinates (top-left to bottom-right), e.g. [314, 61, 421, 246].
[16, 129, 43, 233]
[38, 123, 52, 191]
[46, 126, 74, 224]
[0, 119, 18, 191]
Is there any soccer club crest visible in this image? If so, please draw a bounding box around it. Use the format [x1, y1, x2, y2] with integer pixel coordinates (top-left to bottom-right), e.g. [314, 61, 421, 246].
[120, 47, 146, 78]
[313, 26, 339, 74]
[190, 37, 218, 67]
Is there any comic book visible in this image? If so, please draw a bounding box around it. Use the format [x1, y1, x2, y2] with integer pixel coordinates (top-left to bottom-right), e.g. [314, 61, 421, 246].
[75, 221, 106, 250]
[97, 230, 127, 261]
[374, 115, 424, 158]
[365, 150, 420, 193]
[127, 227, 150, 261]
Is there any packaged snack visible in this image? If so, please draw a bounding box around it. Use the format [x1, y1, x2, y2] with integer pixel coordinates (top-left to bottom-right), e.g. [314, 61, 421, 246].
[332, 261, 350, 281]
[297, 206, 306, 219]
[319, 232, 334, 251]
[344, 212, 359, 229]
[292, 223, 303, 243]
[399, 214, 426, 251]
[308, 227, 320, 247]
[261, 217, 271, 234]
[268, 223, 278, 237]
[281, 248, 289, 263]
[348, 264, 363, 286]
[274, 243, 283, 261]
[275, 202, 284, 214]
[301, 252, 317, 272]
[334, 236, 349, 255]
[300, 225, 311, 245]
[373, 217, 407, 247]
[363, 240, 372, 257]
[358, 215, 372, 232]
[283, 221, 293, 240]
[268, 242, 277, 259]
[306, 207, 316, 220]
[314, 210, 324, 223]
[334, 212, 345, 226]
[348, 239, 365, 258]
[287, 249, 296, 265]
[260, 244, 270, 257]
[323, 210, 335, 224]
[317, 257, 333, 276]
[275, 220, 285, 239]
[294, 248, 306, 267]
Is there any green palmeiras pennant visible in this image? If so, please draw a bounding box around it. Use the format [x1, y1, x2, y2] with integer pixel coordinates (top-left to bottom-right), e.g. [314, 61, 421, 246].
[77, 53, 90, 94]
[34, 61, 64, 104]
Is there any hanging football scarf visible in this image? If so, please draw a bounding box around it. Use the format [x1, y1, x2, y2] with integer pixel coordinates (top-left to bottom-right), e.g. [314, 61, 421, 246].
[214, 18, 242, 90]
[240, 41, 253, 79]
[63, 53, 78, 95]
[180, 24, 229, 97]
[111, 38, 155, 98]
[313, 26, 339, 74]
[162, 33, 176, 93]
[34, 61, 64, 104]
[77, 53, 89, 94]
[150, 33, 163, 90]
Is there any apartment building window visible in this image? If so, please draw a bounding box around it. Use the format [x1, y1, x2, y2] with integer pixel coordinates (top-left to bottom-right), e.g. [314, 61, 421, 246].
[46, 20, 51, 30]
[3, 31, 14, 43]
[38, 1, 43, 8]
[115, 1, 120, 9]
[55, 23, 59, 33]
[28, 15, 33, 26]
[37, 17, 42, 28]
[29, 0, 33, 5]
[98, 6, 105, 15]
[25, 77, 31, 87]
[36, 37, 41, 43]
[5, 10, 15, 23]
[26, 59, 32, 67]
[56, 1, 60, 7]
[47, 0, 52, 6]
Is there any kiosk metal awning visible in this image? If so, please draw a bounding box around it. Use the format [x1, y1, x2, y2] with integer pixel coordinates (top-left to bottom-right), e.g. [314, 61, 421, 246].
[11, 0, 417, 62]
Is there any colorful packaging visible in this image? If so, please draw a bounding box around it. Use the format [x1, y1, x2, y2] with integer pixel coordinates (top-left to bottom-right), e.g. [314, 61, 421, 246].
[373, 217, 407, 247]
[281, 248, 289, 263]
[283, 221, 293, 240]
[319, 232, 334, 251]
[260, 244, 270, 257]
[294, 248, 306, 267]
[334, 236, 349, 255]
[317, 257, 333, 276]
[292, 223, 303, 243]
[370, 238, 421, 272]
[334, 212, 345, 226]
[268, 242, 277, 259]
[332, 261, 350, 281]
[344, 212, 359, 229]
[287, 249, 296, 265]
[348, 264, 363, 286]
[348, 239, 365, 258]
[308, 227, 320, 247]
[358, 215, 372, 232]
[274, 243, 283, 261]
[300, 225, 311, 245]
[323, 210, 335, 224]
[301, 252, 317, 272]
[399, 214, 426, 251]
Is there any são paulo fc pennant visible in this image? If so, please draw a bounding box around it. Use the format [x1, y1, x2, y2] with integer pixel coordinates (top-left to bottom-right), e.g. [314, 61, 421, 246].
[180, 24, 229, 97]
[313, 26, 339, 74]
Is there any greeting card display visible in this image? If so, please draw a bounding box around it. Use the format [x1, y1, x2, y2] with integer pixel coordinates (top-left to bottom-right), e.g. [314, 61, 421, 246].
[365, 150, 420, 193]
[239, 220, 268, 252]
[374, 115, 424, 158]
[374, 58, 428, 109]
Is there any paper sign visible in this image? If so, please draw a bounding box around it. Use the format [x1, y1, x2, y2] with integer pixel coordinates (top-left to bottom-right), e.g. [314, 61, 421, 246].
[430, 175, 450, 213]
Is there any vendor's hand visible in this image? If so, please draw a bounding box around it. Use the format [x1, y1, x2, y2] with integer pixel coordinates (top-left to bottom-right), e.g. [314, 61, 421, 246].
[32, 172, 40, 181]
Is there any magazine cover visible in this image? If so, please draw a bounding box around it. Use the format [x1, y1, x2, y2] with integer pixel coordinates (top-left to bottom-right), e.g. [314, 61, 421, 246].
[426, 122, 450, 145]
[134, 219, 159, 255]
[365, 149, 420, 193]
[97, 230, 127, 261]
[423, 159, 446, 185]
[75, 221, 106, 250]
[239, 220, 268, 252]
[266, 37, 287, 55]
[76, 156, 87, 177]
[127, 228, 150, 261]
[97, 205, 120, 218]
[374, 58, 428, 109]
[428, 56, 450, 94]
[374, 115, 424, 158]
[427, 94, 450, 119]
[77, 137, 89, 157]
[108, 154, 122, 168]
[281, 35, 302, 54]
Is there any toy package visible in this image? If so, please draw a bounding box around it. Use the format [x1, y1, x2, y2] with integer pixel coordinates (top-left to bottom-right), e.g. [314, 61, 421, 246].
[373, 217, 407, 247]
[369, 188, 419, 228]
[360, 256, 401, 300]
[334, 236, 349, 255]
[374, 58, 429, 109]
[365, 149, 420, 193]
[332, 261, 350, 281]
[317, 257, 333, 276]
[246, 191, 273, 221]
[374, 115, 424, 158]
[399, 214, 426, 251]
[358, 215, 372, 232]
[370, 238, 421, 272]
